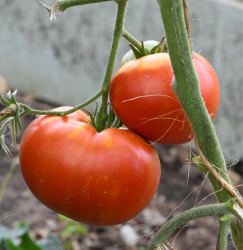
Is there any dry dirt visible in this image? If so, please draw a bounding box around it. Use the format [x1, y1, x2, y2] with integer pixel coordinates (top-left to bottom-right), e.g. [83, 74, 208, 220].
[0, 94, 242, 250]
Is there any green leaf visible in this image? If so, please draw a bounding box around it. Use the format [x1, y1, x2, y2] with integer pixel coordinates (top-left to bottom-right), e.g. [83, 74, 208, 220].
[61, 222, 87, 239]
[58, 215, 70, 222]
[19, 232, 44, 250]
[0, 239, 21, 250]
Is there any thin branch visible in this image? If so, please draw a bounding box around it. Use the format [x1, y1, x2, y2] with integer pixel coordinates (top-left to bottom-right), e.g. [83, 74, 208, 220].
[38, 0, 114, 20]
[99, 0, 128, 126]
[20, 90, 103, 116]
[216, 215, 234, 250]
[147, 199, 239, 250]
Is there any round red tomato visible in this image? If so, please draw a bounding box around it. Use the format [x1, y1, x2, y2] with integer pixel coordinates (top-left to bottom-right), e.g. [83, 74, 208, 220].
[109, 53, 220, 145]
[19, 107, 161, 226]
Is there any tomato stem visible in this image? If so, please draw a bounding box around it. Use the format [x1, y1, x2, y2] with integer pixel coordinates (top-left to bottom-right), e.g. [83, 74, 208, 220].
[147, 199, 241, 250]
[158, 0, 231, 203]
[99, 0, 128, 128]
[19, 89, 104, 116]
[122, 29, 151, 55]
[158, 0, 242, 248]
[216, 214, 235, 250]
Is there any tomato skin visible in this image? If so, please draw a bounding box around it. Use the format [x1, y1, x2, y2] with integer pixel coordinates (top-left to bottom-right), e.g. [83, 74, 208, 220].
[19, 107, 161, 226]
[109, 53, 220, 145]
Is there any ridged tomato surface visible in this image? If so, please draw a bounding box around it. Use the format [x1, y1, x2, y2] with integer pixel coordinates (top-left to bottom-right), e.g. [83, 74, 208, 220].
[19, 107, 161, 226]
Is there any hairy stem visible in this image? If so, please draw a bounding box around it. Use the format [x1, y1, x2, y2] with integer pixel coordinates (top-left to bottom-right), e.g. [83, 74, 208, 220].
[122, 29, 143, 50]
[20, 90, 103, 116]
[216, 214, 234, 250]
[0, 114, 10, 123]
[157, 0, 242, 248]
[100, 0, 128, 126]
[147, 200, 239, 250]
[158, 0, 230, 204]
[57, 0, 113, 12]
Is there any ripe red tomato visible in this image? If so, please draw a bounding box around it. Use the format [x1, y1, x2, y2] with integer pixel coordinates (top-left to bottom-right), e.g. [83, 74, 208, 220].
[19, 107, 161, 226]
[109, 53, 220, 145]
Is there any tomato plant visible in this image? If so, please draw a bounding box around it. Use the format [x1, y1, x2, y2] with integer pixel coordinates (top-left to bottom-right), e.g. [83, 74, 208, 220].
[1, 0, 242, 248]
[109, 52, 220, 145]
[19, 107, 161, 226]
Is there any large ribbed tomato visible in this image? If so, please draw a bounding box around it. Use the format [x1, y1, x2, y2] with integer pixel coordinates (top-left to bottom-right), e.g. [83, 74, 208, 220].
[109, 52, 220, 145]
[19, 107, 161, 226]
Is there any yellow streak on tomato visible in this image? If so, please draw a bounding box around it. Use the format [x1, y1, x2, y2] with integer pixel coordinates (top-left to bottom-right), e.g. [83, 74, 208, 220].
[67, 126, 84, 139]
[102, 133, 115, 148]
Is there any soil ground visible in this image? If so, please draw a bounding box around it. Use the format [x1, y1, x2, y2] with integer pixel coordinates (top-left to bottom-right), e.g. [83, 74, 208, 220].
[0, 94, 242, 250]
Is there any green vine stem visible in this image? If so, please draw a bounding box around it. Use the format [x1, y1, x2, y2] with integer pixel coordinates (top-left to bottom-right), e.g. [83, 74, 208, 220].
[99, 0, 128, 127]
[38, 0, 114, 20]
[57, 0, 113, 12]
[18, 90, 103, 116]
[216, 214, 235, 250]
[147, 199, 242, 250]
[157, 0, 242, 248]
[158, 0, 231, 205]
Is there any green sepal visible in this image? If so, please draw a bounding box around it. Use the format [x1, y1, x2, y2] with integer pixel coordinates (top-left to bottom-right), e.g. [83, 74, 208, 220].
[151, 44, 159, 54]
[115, 120, 123, 128]
[150, 37, 167, 54]
[157, 37, 166, 53]
[129, 44, 142, 59]
[10, 90, 17, 105]
[15, 110, 23, 132]
[13, 114, 18, 136]
[96, 105, 103, 132]
[0, 136, 12, 158]
[104, 106, 116, 129]
[93, 101, 99, 118]
[11, 119, 16, 145]
[6, 91, 12, 102]
[140, 41, 147, 56]
[82, 109, 97, 130]
[112, 118, 123, 128]
[0, 93, 11, 106]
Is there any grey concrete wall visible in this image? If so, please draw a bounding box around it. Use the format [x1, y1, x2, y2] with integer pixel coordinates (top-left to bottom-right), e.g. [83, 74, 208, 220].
[0, 0, 242, 161]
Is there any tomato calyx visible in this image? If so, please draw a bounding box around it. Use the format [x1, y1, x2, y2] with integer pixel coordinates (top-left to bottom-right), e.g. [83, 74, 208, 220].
[82, 104, 122, 132]
[0, 90, 24, 156]
[131, 38, 167, 59]
[121, 38, 168, 66]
